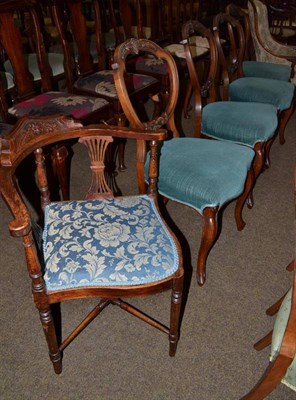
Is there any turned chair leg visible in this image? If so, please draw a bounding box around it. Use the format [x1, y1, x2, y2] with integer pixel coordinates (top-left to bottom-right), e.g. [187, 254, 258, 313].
[39, 306, 63, 374]
[169, 273, 184, 356]
[197, 207, 219, 286]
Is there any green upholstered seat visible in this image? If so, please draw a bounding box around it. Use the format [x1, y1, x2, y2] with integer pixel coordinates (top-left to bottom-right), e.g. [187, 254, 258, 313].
[146, 138, 255, 213]
[270, 288, 296, 392]
[202, 102, 278, 147]
[229, 77, 295, 111]
[243, 61, 292, 82]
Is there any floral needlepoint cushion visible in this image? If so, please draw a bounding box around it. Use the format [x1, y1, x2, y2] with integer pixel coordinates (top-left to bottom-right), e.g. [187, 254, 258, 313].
[74, 70, 158, 98]
[43, 195, 179, 291]
[8, 92, 109, 120]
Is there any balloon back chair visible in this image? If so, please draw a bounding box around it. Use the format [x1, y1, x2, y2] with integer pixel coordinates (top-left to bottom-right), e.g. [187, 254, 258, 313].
[181, 19, 278, 192]
[247, 0, 296, 85]
[112, 37, 255, 286]
[213, 12, 295, 150]
[0, 114, 184, 374]
[240, 166, 296, 400]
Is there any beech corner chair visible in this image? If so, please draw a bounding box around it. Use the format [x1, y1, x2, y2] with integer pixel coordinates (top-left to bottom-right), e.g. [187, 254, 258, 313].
[0, 114, 184, 374]
[240, 169, 296, 399]
[212, 12, 295, 149]
[181, 19, 278, 190]
[112, 37, 255, 286]
[247, 0, 296, 86]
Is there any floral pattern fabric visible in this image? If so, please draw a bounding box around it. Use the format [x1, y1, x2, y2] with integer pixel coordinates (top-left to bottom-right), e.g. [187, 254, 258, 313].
[8, 91, 110, 120]
[43, 195, 179, 291]
[74, 70, 158, 98]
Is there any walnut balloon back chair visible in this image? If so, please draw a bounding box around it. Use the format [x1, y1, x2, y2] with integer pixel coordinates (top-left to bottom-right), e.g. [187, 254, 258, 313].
[213, 12, 295, 158]
[181, 19, 278, 196]
[248, 0, 296, 85]
[49, 0, 161, 171]
[112, 37, 256, 286]
[239, 166, 296, 400]
[0, 0, 113, 200]
[0, 114, 184, 374]
[226, 2, 296, 85]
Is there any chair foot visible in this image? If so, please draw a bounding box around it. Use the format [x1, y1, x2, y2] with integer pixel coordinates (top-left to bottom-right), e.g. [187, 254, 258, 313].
[247, 192, 254, 209]
[197, 270, 206, 286]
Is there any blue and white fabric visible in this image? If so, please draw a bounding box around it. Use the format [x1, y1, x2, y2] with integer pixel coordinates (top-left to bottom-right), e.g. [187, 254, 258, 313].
[43, 195, 179, 291]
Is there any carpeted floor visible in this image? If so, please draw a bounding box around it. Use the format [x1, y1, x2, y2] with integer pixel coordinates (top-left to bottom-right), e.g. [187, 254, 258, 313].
[0, 100, 295, 400]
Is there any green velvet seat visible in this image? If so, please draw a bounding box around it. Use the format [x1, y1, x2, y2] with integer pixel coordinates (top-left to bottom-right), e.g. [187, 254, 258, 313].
[229, 77, 295, 111]
[242, 61, 292, 82]
[146, 138, 255, 213]
[202, 101, 278, 147]
[271, 288, 296, 392]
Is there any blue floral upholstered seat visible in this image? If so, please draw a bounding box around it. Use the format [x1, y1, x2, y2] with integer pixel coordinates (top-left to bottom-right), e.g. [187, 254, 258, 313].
[43, 196, 179, 291]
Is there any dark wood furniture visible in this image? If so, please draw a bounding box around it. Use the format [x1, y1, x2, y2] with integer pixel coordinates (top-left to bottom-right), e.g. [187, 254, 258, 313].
[0, 114, 184, 374]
